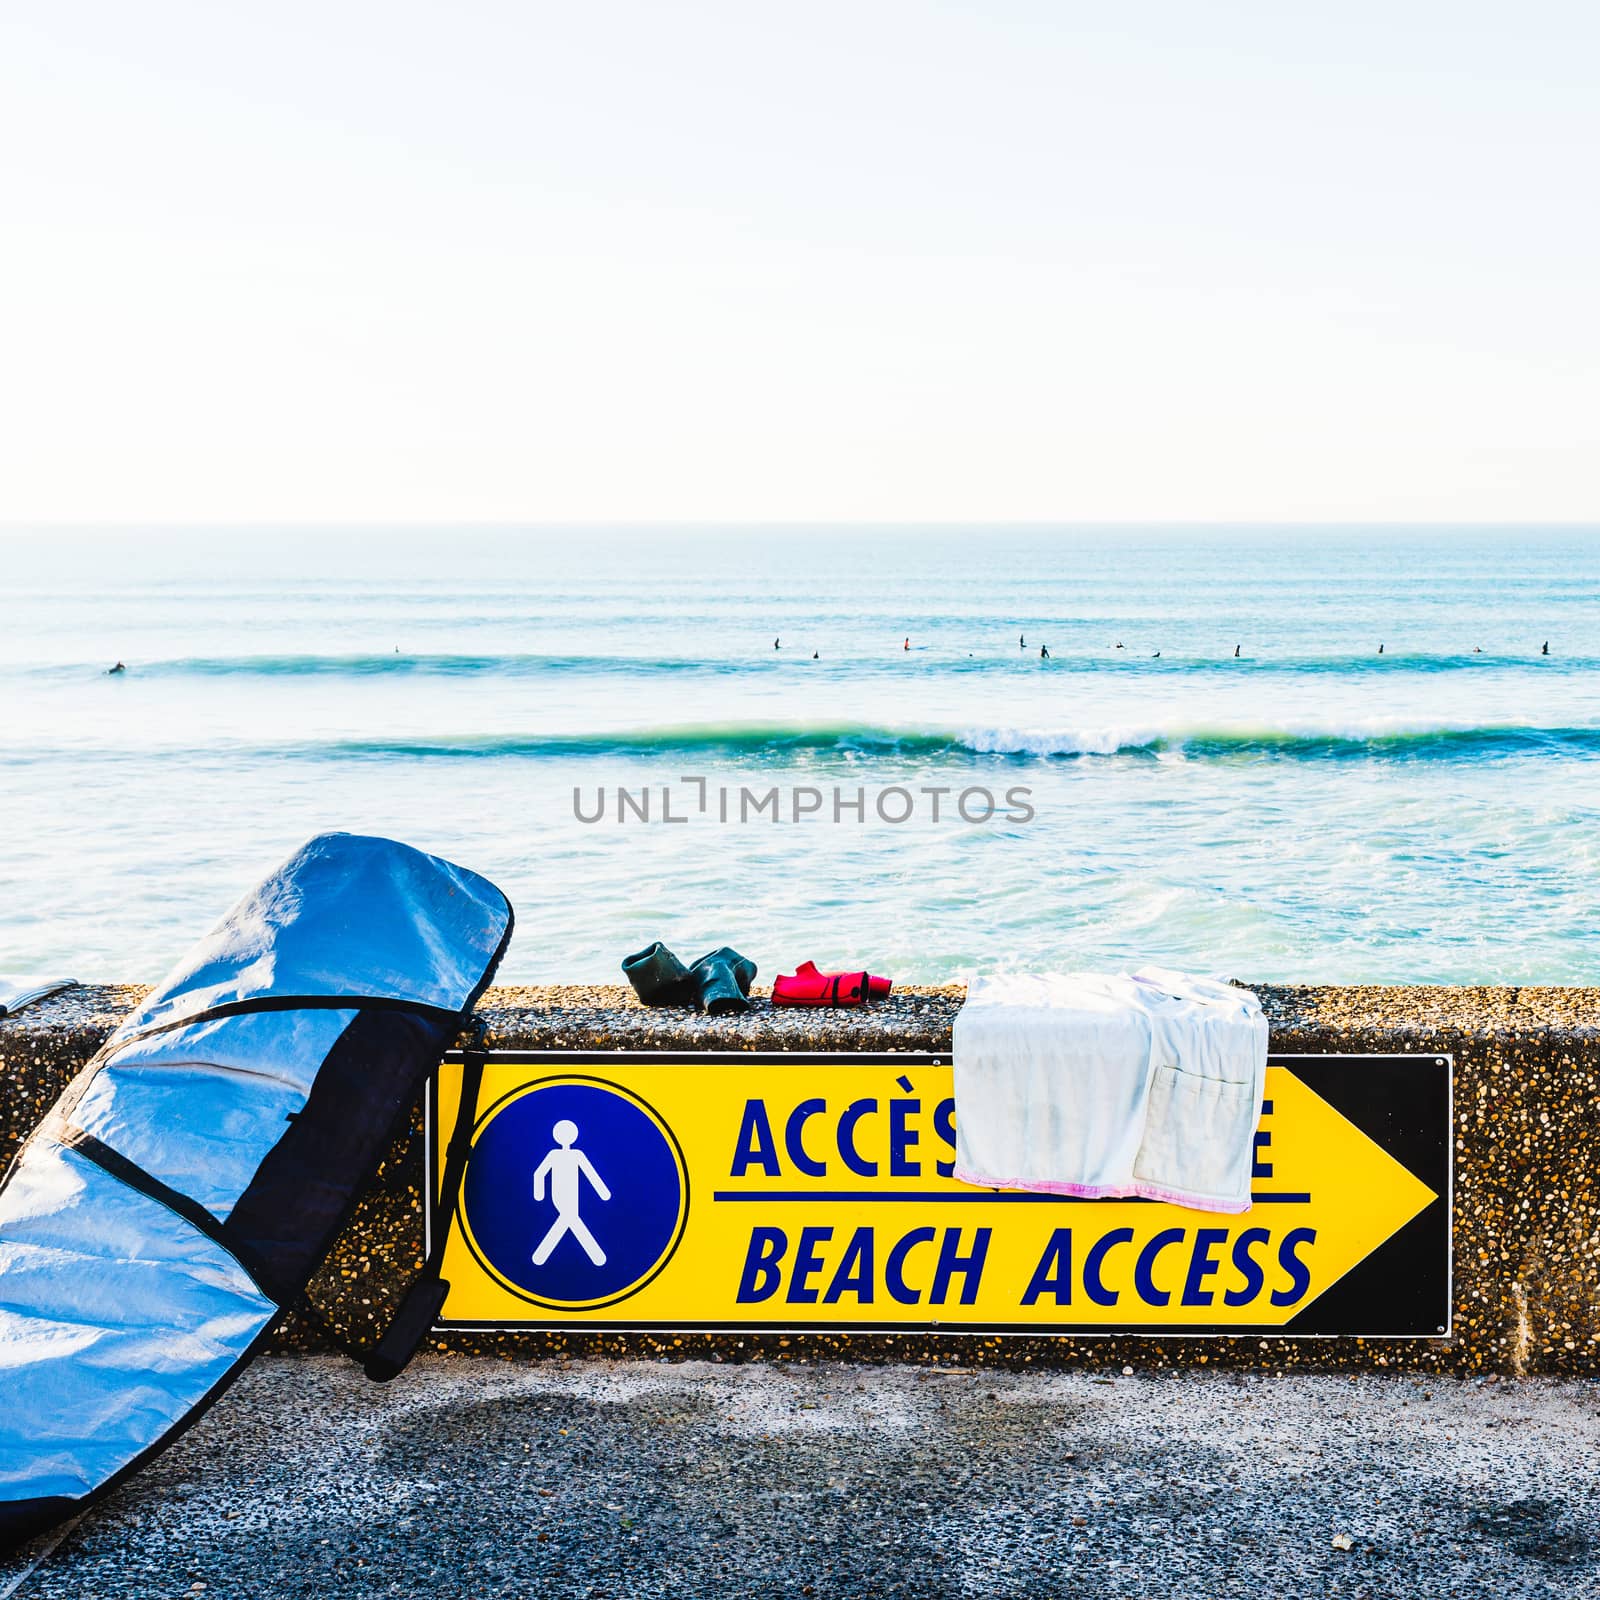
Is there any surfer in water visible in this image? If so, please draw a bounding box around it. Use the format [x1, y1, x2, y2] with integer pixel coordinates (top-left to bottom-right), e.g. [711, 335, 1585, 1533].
[1040, 644, 1050, 659]
[904, 637, 910, 651]
[1543, 641, 1550, 655]
[774, 637, 780, 650]
[1378, 643, 1384, 654]
[1234, 644, 1241, 658]
[107, 661, 126, 675]
[1019, 633, 1025, 648]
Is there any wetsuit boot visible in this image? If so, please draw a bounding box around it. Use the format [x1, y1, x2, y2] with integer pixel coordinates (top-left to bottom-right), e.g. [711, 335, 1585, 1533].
[622, 941, 697, 1006]
[689, 947, 758, 1015]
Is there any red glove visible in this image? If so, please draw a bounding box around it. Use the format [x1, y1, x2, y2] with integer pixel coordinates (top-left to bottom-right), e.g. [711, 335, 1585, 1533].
[772, 960, 893, 1007]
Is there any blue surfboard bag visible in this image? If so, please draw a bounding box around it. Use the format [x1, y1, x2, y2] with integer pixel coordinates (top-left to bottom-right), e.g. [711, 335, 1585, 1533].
[0, 833, 513, 1551]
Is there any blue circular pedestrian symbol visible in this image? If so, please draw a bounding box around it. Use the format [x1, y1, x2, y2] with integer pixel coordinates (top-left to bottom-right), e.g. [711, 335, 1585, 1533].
[459, 1076, 688, 1310]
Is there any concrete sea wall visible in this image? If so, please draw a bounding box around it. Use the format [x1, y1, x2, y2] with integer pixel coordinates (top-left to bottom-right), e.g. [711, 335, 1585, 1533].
[3, 983, 1596, 1374]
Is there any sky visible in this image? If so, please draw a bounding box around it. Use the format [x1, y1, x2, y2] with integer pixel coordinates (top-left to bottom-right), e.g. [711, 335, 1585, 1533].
[1, 1, 1597, 524]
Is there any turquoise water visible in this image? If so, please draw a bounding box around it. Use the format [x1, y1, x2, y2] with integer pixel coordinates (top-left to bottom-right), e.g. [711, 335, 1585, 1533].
[4, 526, 1599, 986]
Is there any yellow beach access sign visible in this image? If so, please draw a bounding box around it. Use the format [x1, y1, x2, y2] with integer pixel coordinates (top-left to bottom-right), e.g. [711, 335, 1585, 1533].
[429, 1051, 1450, 1336]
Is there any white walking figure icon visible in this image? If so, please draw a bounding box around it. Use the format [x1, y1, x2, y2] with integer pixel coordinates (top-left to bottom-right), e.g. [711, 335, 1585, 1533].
[531, 1119, 611, 1266]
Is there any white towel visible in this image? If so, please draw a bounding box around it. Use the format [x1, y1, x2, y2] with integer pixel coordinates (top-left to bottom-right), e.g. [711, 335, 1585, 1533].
[952, 966, 1268, 1214]
[0, 975, 77, 1018]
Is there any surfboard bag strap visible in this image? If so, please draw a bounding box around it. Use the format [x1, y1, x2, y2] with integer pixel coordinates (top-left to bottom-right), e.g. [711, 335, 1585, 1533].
[361, 1044, 485, 1382]
[0, 833, 513, 1554]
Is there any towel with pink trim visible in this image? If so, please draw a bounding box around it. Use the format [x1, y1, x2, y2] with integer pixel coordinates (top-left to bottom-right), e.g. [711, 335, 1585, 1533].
[951, 967, 1268, 1214]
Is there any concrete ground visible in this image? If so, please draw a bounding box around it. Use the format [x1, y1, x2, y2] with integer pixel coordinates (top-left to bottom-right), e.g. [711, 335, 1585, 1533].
[4, 1357, 1597, 1600]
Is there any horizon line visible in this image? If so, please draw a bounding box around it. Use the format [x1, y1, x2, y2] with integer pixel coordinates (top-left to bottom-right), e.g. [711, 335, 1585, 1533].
[3, 519, 1600, 533]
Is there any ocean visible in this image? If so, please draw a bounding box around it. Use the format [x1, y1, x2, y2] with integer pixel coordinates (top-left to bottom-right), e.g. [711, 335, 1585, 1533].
[3, 526, 1598, 987]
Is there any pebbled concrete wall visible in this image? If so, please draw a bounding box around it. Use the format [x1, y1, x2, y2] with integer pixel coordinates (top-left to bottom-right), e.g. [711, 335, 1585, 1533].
[3, 983, 1596, 1374]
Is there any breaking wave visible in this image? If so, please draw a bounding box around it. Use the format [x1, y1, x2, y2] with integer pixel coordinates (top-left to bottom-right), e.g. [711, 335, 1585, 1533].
[260, 719, 1600, 763]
